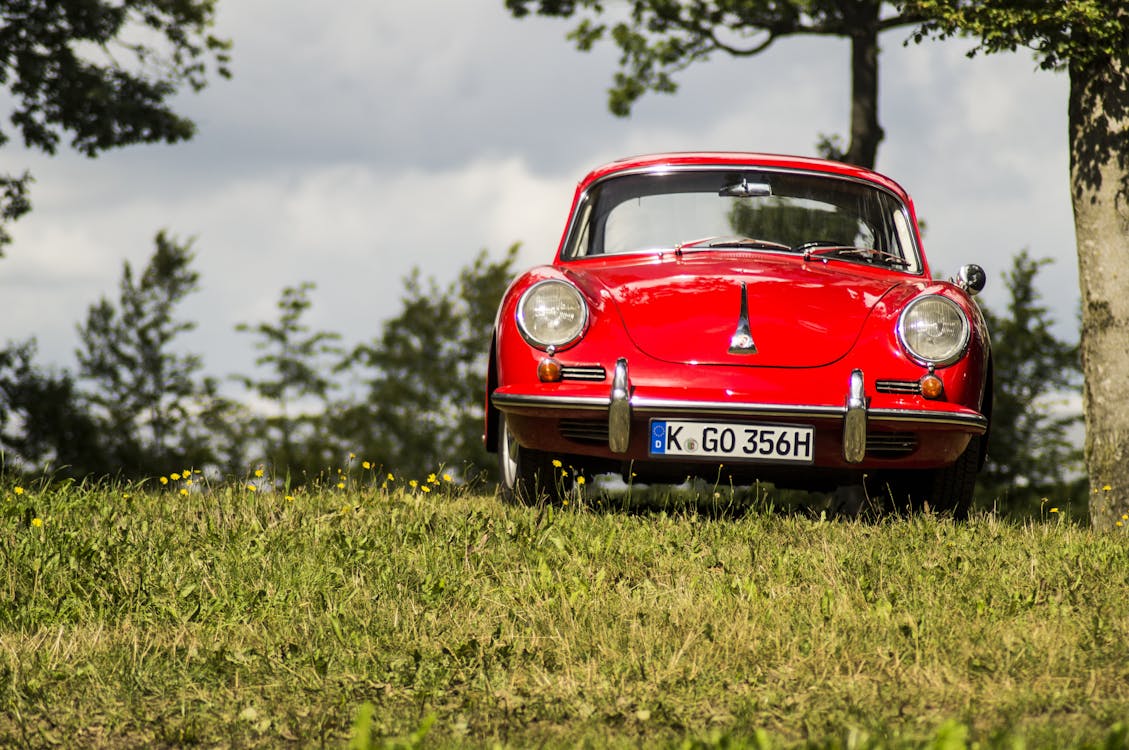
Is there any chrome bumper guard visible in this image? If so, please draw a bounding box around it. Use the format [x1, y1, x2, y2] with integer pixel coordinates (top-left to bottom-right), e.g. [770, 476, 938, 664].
[843, 369, 868, 464]
[608, 358, 631, 453]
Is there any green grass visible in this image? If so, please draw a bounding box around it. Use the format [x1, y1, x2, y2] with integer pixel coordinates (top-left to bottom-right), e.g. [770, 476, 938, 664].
[2, 475, 1128, 748]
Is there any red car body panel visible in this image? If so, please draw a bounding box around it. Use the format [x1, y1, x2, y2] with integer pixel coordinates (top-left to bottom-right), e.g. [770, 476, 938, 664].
[486, 153, 991, 492]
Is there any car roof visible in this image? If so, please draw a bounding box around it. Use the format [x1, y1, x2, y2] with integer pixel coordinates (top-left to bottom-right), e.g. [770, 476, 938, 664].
[577, 152, 912, 200]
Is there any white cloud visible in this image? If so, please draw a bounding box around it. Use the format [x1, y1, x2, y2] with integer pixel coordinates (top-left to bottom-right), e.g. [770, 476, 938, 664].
[0, 0, 1083, 387]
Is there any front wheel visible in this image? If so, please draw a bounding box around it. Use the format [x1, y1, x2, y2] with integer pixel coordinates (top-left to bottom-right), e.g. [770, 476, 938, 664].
[869, 433, 982, 520]
[497, 413, 571, 505]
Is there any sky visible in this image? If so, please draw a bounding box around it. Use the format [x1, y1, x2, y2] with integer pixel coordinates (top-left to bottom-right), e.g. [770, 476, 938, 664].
[1, 2, 1076, 390]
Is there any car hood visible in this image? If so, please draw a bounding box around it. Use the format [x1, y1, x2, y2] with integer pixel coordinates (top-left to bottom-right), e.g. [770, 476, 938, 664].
[569, 253, 906, 367]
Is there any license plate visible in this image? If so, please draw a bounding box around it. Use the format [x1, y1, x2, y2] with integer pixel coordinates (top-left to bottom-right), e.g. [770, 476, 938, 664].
[649, 420, 814, 464]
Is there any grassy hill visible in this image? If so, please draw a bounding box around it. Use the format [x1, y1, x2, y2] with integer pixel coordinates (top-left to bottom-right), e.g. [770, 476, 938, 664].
[2, 475, 1127, 748]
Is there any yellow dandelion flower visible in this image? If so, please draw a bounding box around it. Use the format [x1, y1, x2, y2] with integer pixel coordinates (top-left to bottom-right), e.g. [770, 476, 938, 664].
[285, 495, 295, 502]
[576, 476, 586, 486]
[246, 484, 257, 492]
[409, 479, 418, 489]
[170, 473, 180, 481]
[428, 473, 438, 484]
[561, 469, 568, 478]
[349, 452, 356, 460]
[443, 473, 453, 482]
[422, 485, 431, 493]
[31, 517, 43, 527]
[387, 473, 395, 481]
[1103, 484, 1113, 491]
[1119, 521, 1124, 528]
[15, 486, 25, 495]
[182, 468, 191, 477]
[179, 488, 189, 497]
[1122, 513, 1128, 521]
[159, 477, 169, 485]
[552, 459, 562, 468]
[563, 499, 569, 506]
[362, 461, 372, 470]
[1050, 508, 1059, 513]
[337, 482, 346, 490]
[254, 468, 264, 478]
[122, 493, 131, 500]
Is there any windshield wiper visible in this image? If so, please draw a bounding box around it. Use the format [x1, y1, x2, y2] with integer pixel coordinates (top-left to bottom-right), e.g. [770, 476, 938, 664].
[795, 240, 909, 267]
[705, 237, 791, 251]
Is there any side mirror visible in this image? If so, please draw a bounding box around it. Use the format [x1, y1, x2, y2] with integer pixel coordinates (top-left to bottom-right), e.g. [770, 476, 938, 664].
[954, 264, 986, 296]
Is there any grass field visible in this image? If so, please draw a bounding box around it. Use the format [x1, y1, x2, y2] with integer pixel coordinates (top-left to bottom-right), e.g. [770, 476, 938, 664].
[2, 472, 1128, 748]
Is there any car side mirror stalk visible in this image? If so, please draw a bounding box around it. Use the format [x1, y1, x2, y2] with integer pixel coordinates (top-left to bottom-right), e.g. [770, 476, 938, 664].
[954, 264, 986, 296]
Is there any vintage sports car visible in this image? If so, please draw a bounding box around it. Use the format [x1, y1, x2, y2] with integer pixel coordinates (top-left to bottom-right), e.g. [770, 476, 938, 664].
[486, 153, 991, 515]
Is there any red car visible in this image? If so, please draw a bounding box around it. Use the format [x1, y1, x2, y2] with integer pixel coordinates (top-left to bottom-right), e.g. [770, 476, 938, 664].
[486, 153, 991, 515]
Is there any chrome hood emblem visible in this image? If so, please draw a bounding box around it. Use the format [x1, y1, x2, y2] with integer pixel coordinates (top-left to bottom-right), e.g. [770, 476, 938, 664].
[728, 282, 758, 354]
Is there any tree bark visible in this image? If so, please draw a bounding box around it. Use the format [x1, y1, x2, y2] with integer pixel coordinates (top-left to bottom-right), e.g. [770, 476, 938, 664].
[845, 1, 883, 169]
[1069, 50, 1129, 529]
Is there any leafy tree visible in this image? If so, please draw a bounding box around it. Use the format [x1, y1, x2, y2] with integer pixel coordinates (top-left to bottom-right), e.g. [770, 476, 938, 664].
[909, 1, 1129, 528]
[0, 339, 106, 478]
[335, 246, 519, 483]
[75, 230, 217, 475]
[976, 252, 1082, 514]
[0, 0, 231, 254]
[504, 0, 931, 167]
[234, 282, 343, 482]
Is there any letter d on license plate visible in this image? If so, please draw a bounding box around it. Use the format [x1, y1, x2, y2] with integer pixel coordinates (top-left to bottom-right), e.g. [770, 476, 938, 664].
[649, 420, 814, 464]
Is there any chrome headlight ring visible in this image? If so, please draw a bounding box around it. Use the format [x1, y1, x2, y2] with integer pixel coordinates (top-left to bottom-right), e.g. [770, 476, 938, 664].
[897, 294, 971, 367]
[516, 279, 589, 350]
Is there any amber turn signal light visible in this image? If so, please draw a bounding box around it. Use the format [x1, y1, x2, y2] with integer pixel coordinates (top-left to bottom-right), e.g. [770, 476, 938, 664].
[919, 373, 944, 400]
[538, 357, 563, 383]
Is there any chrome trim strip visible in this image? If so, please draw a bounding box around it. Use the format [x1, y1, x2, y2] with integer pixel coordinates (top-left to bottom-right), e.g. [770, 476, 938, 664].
[491, 392, 988, 432]
[492, 393, 609, 410]
[630, 397, 843, 419]
[867, 408, 988, 430]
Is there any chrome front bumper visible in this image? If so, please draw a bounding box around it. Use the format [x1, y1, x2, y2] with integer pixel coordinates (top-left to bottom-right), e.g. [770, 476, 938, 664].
[492, 362, 988, 463]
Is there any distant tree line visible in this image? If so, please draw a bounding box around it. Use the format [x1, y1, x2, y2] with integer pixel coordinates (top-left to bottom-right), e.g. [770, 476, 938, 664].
[0, 233, 518, 487]
[0, 231, 1080, 515]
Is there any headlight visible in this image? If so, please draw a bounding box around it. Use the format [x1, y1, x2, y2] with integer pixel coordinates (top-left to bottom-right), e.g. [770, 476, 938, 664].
[897, 294, 970, 366]
[517, 280, 588, 349]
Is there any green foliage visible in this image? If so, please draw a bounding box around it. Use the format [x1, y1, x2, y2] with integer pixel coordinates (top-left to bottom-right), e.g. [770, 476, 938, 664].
[0, 171, 32, 251]
[2, 480, 1129, 747]
[905, 0, 1129, 71]
[0, 0, 231, 254]
[74, 231, 224, 475]
[234, 282, 344, 482]
[977, 252, 1083, 515]
[335, 246, 519, 483]
[0, 340, 106, 477]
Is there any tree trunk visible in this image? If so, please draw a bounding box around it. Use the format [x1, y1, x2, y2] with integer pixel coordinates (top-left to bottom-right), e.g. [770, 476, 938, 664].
[1069, 50, 1129, 529]
[845, 1, 883, 169]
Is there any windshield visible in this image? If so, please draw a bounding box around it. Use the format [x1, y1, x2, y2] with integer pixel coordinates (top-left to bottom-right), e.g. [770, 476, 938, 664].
[562, 168, 922, 273]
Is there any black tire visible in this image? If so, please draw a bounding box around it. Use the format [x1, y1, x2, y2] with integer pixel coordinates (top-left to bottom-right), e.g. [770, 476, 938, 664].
[497, 413, 571, 505]
[870, 434, 981, 520]
[926, 433, 981, 519]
